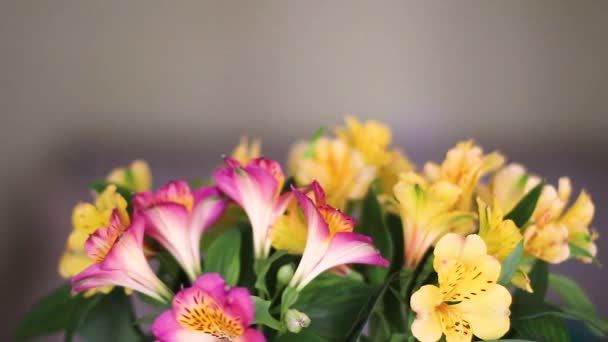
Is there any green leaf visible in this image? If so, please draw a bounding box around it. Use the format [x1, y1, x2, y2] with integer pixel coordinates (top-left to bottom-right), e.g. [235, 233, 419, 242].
[251, 296, 282, 330]
[89, 180, 134, 204]
[549, 273, 608, 336]
[356, 187, 393, 284]
[78, 291, 142, 342]
[513, 315, 570, 342]
[293, 274, 372, 341]
[549, 273, 594, 312]
[568, 243, 601, 265]
[504, 181, 544, 227]
[385, 213, 404, 274]
[64, 294, 102, 342]
[254, 250, 288, 295]
[15, 284, 80, 340]
[344, 272, 398, 341]
[302, 127, 326, 159]
[204, 228, 241, 286]
[498, 241, 524, 286]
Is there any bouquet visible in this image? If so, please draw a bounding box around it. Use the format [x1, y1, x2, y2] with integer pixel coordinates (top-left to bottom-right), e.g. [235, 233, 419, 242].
[16, 117, 606, 342]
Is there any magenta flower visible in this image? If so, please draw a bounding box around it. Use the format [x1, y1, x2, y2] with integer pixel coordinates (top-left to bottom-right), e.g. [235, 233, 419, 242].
[214, 157, 292, 259]
[152, 273, 266, 342]
[72, 211, 172, 302]
[289, 181, 390, 290]
[133, 181, 228, 281]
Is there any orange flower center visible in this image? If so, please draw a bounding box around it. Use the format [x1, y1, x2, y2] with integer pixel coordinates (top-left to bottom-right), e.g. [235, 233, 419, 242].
[176, 291, 244, 339]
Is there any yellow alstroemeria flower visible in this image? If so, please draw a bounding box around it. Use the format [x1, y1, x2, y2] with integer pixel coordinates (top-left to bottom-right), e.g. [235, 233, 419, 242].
[58, 185, 129, 295]
[479, 163, 594, 265]
[230, 136, 261, 166]
[106, 160, 152, 192]
[288, 137, 376, 210]
[425, 140, 505, 212]
[477, 198, 521, 262]
[411, 233, 511, 342]
[335, 116, 393, 168]
[559, 191, 598, 263]
[378, 148, 415, 197]
[477, 198, 532, 292]
[394, 172, 475, 269]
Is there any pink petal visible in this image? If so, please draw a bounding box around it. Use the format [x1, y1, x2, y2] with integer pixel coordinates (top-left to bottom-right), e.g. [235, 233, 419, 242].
[225, 287, 255, 327]
[297, 232, 389, 289]
[152, 310, 216, 342]
[139, 203, 200, 279]
[193, 273, 228, 301]
[189, 190, 228, 264]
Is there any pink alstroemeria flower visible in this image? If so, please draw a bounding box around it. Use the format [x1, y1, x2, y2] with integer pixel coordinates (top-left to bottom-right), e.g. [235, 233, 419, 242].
[289, 181, 390, 290]
[214, 157, 292, 259]
[152, 273, 266, 342]
[133, 181, 228, 281]
[72, 211, 172, 302]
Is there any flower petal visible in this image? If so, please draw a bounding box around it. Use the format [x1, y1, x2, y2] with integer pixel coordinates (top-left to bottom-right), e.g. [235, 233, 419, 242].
[459, 285, 511, 340]
[295, 232, 389, 289]
[410, 285, 443, 342]
[236, 328, 267, 342]
[152, 310, 216, 342]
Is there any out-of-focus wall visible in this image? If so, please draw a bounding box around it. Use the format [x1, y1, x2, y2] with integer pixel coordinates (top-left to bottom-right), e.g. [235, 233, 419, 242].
[1, 1, 607, 340]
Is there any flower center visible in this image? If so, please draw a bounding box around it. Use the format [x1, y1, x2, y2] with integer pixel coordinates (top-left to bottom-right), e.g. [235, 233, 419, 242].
[176, 291, 244, 339]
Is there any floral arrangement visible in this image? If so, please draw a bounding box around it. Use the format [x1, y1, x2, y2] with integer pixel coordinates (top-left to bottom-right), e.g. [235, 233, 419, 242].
[16, 117, 607, 342]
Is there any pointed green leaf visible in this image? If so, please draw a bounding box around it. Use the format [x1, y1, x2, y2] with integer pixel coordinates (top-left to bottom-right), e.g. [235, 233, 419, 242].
[77, 291, 142, 342]
[204, 228, 241, 286]
[356, 187, 393, 284]
[568, 243, 601, 265]
[498, 241, 524, 286]
[15, 284, 80, 340]
[504, 181, 544, 227]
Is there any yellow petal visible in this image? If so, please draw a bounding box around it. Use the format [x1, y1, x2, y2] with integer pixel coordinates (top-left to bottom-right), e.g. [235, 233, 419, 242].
[230, 137, 262, 166]
[477, 198, 522, 261]
[511, 267, 533, 293]
[94, 185, 130, 226]
[438, 255, 501, 302]
[523, 223, 570, 264]
[411, 285, 444, 342]
[270, 203, 308, 255]
[72, 203, 105, 233]
[290, 137, 376, 209]
[58, 251, 93, 278]
[434, 234, 488, 270]
[491, 163, 529, 213]
[106, 160, 152, 192]
[561, 191, 594, 230]
[335, 116, 393, 168]
[458, 284, 511, 340]
[378, 149, 414, 195]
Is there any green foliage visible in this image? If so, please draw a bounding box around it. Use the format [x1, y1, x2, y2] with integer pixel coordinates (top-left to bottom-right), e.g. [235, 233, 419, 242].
[291, 274, 373, 341]
[255, 250, 288, 296]
[204, 228, 241, 286]
[77, 291, 142, 342]
[513, 315, 570, 342]
[549, 273, 608, 336]
[16, 284, 82, 340]
[252, 296, 282, 330]
[504, 181, 544, 227]
[355, 187, 393, 284]
[498, 241, 524, 286]
[568, 243, 601, 265]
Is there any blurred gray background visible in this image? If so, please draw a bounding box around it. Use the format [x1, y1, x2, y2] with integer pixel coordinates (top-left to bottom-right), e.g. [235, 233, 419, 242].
[1, 1, 607, 340]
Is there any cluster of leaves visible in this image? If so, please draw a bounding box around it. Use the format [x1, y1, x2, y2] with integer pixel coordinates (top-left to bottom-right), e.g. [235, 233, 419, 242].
[15, 180, 607, 342]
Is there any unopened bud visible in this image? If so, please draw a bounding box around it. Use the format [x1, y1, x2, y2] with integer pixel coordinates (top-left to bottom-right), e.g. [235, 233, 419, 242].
[277, 264, 295, 286]
[285, 309, 311, 333]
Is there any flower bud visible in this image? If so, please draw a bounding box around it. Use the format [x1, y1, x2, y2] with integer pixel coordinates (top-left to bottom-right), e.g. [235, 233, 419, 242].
[277, 264, 295, 286]
[285, 309, 311, 333]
